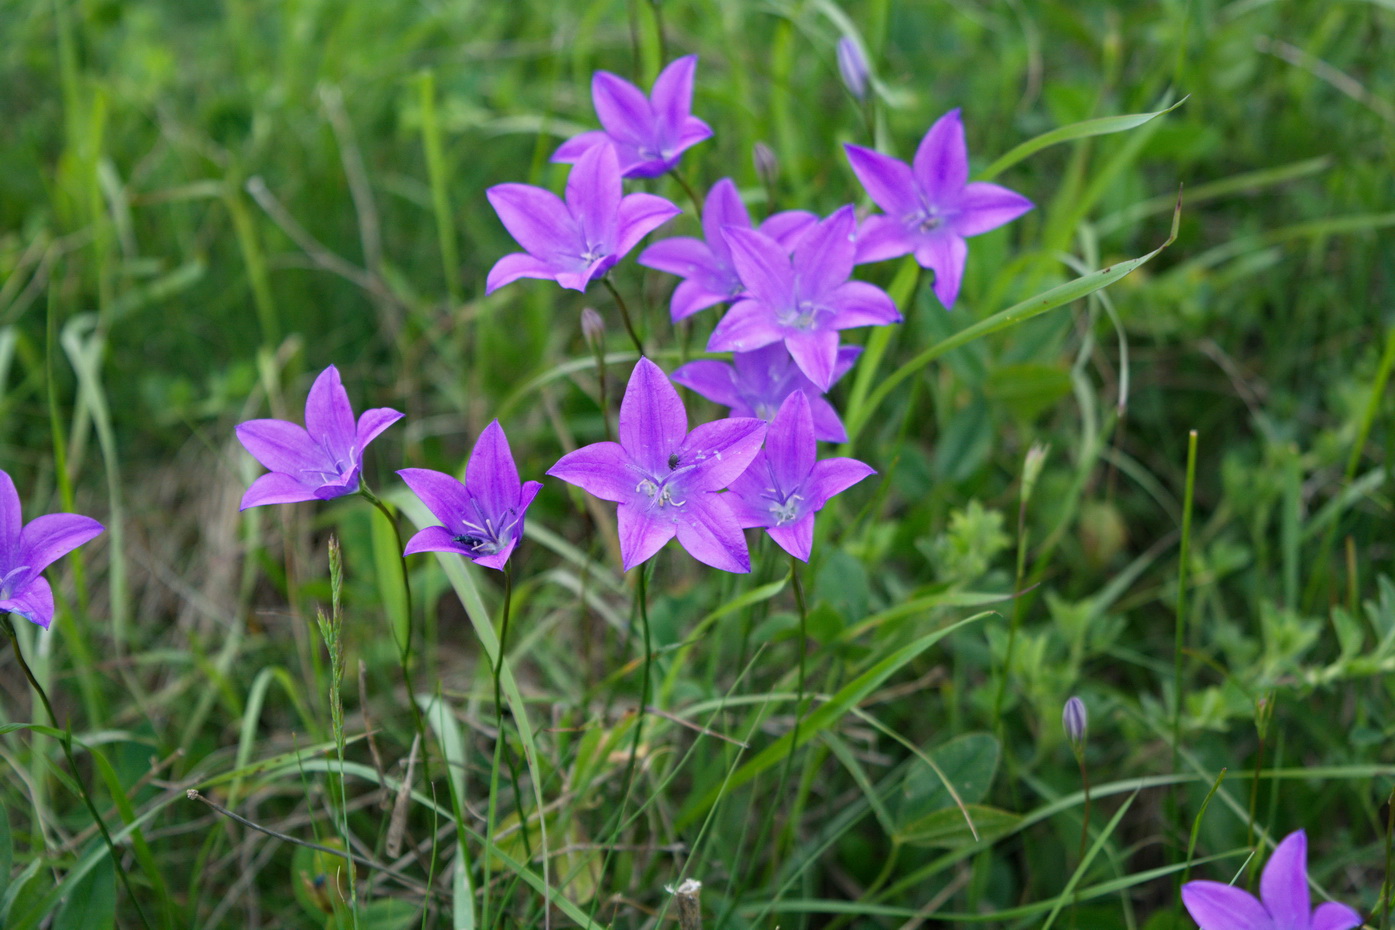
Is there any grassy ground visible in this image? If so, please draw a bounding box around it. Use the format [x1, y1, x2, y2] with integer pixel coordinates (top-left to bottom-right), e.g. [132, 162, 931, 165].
[2, 0, 1394, 926]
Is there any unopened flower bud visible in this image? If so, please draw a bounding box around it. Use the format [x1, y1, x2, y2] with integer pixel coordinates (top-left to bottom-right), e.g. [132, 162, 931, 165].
[1063, 695, 1087, 750]
[753, 142, 778, 190]
[836, 36, 870, 102]
[1022, 443, 1049, 504]
[581, 307, 605, 350]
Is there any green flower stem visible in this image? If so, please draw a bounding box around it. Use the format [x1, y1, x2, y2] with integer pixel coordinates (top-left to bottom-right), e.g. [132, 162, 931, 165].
[3, 613, 153, 930]
[602, 276, 645, 356]
[669, 168, 704, 222]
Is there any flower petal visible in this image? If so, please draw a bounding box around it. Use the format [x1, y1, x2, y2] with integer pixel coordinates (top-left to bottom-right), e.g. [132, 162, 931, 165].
[356, 407, 404, 455]
[304, 365, 357, 462]
[673, 493, 749, 572]
[397, 468, 472, 529]
[617, 503, 676, 571]
[809, 395, 849, 443]
[669, 279, 727, 321]
[551, 130, 609, 165]
[569, 144, 623, 252]
[1311, 902, 1363, 930]
[723, 226, 796, 309]
[679, 416, 768, 491]
[854, 214, 914, 264]
[547, 441, 636, 503]
[0, 576, 54, 629]
[19, 513, 104, 575]
[674, 116, 714, 155]
[466, 420, 523, 518]
[807, 457, 875, 509]
[639, 236, 718, 278]
[793, 206, 858, 299]
[829, 280, 902, 329]
[486, 252, 561, 294]
[403, 525, 471, 557]
[615, 192, 683, 258]
[955, 181, 1034, 237]
[915, 234, 969, 310]
[1181, 882, 1272, 930]
[913, 108, 968, 204]
[760, 210, 818, 250]
[785, 329, 843, 391]
[240, 471, 318, 510]
[768, 515, 815, 562]
[1261, 831, 1311, 927]
[487, 183, 576, 260]
[0, 471, 23, 563]
[236, 419, 323, 475]
[650, 55, 698, 135]
[671, 359, 742, 408]
[763, 392, 816, 488]
[844, 143, 919, 216]
[706, 299, 784, 354]
[619, 358, 689, 471]
[702, 178, 751, 265]
[592, 70, 653, 146]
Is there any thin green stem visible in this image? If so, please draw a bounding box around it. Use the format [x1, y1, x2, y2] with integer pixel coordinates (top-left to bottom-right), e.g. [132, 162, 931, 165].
[602, 277, 645, 356]
[669, 168, 704, 222]
[4, 614, 154, 930]
[1171, 431, 1198, 781]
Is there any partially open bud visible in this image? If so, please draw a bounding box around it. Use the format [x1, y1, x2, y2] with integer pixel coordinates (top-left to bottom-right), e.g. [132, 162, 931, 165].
[1063, 695, 1087, 752]
[581, 306, 605, 351]
[753, 142, 778, 190]
[836, 36, 870, 102]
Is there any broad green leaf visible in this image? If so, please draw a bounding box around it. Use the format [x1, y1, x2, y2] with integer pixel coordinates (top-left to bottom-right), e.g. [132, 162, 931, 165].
[932, 396, 994, 483]
[896, 804, 1021, 848]
[52, 853, 115, 930]
[976, 98, 1188, 181]
[896, 732, 1001, 825]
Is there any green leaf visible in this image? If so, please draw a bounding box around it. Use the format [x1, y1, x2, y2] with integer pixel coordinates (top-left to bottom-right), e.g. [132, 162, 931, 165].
[896, 804, 1021, 848]
[932, 396, 994, 483]
[984, 363, 1073, 421]
[897, 732, 1001, 825]
[0, 801, 11, 906]
[52, 853, 116, 930]
[976, 97, 1188, 181]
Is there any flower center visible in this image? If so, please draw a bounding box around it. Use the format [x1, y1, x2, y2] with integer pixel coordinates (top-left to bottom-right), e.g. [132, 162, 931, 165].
[769, 493, 804, 525]
[779, 299, 828, 331]
[635, 476, 687, 509]
[452, 503, 516, 556]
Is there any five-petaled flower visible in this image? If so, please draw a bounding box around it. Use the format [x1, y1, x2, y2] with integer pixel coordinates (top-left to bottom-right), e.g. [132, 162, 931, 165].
[548, 357, 766, 573]
[398, 421, 542, 571]
[639, 177, 815, 321]
[1181, 830, 1362, 930]
[707, 205, 901, 391]
[0, 470, 104, 629]
[844, 108, 1033, 310]
[486, 144, 681, 294]
[552, 55, 713, 179]
[236, 365, 403, 510]
[672, 343, 861, 443]
[725, 392, 873, 561]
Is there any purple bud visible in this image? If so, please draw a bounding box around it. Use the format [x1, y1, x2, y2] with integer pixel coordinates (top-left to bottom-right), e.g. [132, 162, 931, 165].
[1063, 696, 1087, 749]
[753, 142, 778, 189]
[836, 36, 869, 102]
[581, 306, 605, 349]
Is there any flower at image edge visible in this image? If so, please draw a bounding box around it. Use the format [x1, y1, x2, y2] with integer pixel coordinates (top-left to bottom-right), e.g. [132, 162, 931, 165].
[0, 470, 104, 629]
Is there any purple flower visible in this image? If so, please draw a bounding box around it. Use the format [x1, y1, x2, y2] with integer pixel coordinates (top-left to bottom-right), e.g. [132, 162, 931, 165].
[552, 55, 713, 179]
[639, 178, 816, 321]
[548, 358, 766, 573]
[398, 421, 542, 571]
[1181, 830, 1362, 930]
[485, 144, 681, 294]
[725, 392, 873, 562]
[672, 343, 861, 443]
[236, 365, 403, 510]
[706, 205, 901, 391]
[0, 470, 103, 629]
[836, 36, 870, 102]
[844, 108, 1033, 309]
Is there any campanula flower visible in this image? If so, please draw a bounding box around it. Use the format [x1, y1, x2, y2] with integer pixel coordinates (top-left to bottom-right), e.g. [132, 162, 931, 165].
[707, 205, 900, 391]
[639, 178, 816, 320]
[552, 55, 713, 179]
[236, 365, 403, 510]
[1062, 695, 1087, 750]
[486, 144, 681, 294]
[836, 36, 870, 102]
[724, 392, 873, 561]
[548, 357, 766, 573]
[1181, 830, 1362, 930]
[0, 470, 104, 629]
[398, 421, 542, 571]
[672, 343, 861, 443]
[844, 108, 1033, 309]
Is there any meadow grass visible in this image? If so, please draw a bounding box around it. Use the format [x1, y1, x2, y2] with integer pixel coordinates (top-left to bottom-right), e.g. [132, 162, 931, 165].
[1, 0, 1394, 927]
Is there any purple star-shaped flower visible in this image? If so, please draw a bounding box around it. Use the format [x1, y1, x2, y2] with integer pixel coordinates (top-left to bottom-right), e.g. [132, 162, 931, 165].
[707, 205, 901, 391]
[552, 55, 713, 179]
[486, 144, 681, 294]
[0, 470, 104, 629]
[548, 357, 766, 573]
[672, 342, 861, 443]
[398, 420, 542, 571]
[236, 365, 403, 510]
[1181, 830, 1362, 930]
[844, 108, 1033, 310]
[639, 177, 816, 321]
[725, 392, 874, 561]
